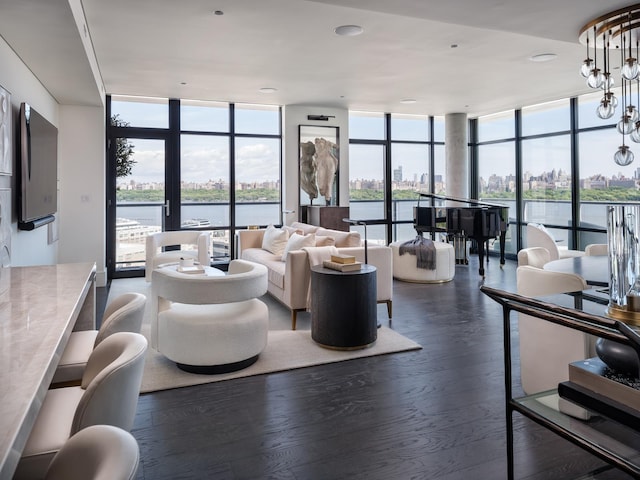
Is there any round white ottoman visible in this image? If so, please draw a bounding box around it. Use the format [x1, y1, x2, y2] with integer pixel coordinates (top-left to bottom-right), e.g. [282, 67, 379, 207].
[390, 240, 455, 283]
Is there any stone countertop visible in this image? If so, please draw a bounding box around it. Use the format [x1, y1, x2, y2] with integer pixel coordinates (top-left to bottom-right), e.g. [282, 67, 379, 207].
[0, 262, 96, 480]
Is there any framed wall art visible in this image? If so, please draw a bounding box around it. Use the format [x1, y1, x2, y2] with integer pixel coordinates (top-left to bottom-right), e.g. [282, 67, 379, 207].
[298, 125, 339, 207]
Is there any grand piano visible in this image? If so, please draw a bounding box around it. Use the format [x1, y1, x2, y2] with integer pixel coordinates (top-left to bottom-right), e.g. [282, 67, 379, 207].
[413, 192, 509, 277]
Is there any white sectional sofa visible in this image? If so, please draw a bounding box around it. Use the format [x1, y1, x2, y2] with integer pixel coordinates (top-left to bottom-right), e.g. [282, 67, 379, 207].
[237, 222, 393, 329]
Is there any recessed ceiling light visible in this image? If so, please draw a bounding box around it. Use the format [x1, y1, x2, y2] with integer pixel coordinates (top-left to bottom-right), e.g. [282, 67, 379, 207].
[334, 25, 363, 36]
[529, 53, 557, 62]
[259, 87, 277, 94]
[213, 10, 224, 15]
[450, 44, 458, 49]
[400, 99, 416, 104]
[180, 82, 187, 86]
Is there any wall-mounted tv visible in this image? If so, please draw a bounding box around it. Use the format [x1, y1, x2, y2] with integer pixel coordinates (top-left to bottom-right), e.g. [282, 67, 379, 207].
[18, 102, 57, 230]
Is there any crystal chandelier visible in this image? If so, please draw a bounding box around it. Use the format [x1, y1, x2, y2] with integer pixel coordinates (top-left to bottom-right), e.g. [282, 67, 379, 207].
[580, 5, 640, 166]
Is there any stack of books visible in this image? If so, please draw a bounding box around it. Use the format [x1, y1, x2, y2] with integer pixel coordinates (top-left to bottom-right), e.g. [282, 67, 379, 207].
[558, 357, 640, 431]
[322, 254, 362, 272]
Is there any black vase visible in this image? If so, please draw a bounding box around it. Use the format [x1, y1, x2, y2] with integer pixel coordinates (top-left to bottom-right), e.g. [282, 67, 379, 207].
[595, 337, 640, 377]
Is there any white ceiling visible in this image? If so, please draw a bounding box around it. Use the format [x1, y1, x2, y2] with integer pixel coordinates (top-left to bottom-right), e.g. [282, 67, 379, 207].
[0, 0, 635, 117]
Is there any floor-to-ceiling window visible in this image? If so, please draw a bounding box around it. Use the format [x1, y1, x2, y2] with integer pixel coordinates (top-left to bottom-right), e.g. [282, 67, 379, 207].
[521, 99, 572, 247]
[107, 95, 281, 278]
[390, 114, 430, 241]
[348, 112, 442, 244]
[476, 110, 517, 255]
[471, 88, 640, 255]
[348, 112, 387, 243]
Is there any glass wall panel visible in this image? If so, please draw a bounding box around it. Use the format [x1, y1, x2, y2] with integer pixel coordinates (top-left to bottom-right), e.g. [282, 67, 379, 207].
[180, 100, 229, 132]
[478, 142, 516, 200]
[349, 144, 385, 224]
[521, 135, 571, 226]
[234, 137, 281, 227]
[478, 141, 516, 254]
[234, 104, 280, 135]
[433, 144, 446, 194]
[180, 134, 230, 228]
[578, 127, 640, 233]
[110, 95, 168, 128]
[390, 114, 428, 141]
[478, 110, 514, 142]
[522, 99, 570, 136]
[391, 143, 428, 222]
[349, 111, 385, 140]
[433, 116, 445, 142]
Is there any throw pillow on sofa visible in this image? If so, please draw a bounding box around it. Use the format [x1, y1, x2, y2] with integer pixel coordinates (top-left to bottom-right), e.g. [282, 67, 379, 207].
[314, 235, 336, 247]
[315, 228, 361, 247]
[262, 225, 289, 256]
[282, 225, 303, 236]
[281, 232, 316, 261]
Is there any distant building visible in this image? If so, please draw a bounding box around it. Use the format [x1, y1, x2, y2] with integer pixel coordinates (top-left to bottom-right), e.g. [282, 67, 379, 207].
[610, 179, 637, 188]
[393, 165, 402, 182]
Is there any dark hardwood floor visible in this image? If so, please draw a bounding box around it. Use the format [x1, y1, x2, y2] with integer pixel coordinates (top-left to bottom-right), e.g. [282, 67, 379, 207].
[104, 256, 633, 479]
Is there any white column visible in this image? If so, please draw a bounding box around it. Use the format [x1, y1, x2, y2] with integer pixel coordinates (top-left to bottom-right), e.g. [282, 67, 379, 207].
[445, 113, 468, 200]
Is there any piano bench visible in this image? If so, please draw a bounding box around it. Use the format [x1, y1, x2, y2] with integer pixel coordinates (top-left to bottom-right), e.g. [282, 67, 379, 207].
[390, 241, 455, 283]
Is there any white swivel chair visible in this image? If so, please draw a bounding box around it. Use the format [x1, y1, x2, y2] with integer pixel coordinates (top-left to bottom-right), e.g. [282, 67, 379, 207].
[151, 259, 269, 374]
[44, 425, 139, 480]
[517, 247, 551, 268]
[52, 293, 146, 385]
[145, 230, 211, 281]
[15, 332, 148, 480]
[526, 223, 585, 261]
[517, 265, 593, 418]
[585, 243, 608, 256]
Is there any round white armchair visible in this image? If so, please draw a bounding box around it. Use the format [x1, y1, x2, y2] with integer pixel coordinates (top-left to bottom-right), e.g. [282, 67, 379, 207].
[151, 259, 269, 374]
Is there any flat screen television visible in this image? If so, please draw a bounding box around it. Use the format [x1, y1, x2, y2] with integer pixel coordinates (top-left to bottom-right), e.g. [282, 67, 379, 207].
[18, 102, 57, 230]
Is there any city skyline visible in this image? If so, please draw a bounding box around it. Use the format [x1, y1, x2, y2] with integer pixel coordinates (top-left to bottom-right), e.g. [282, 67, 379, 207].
[118, 165, 640, 193]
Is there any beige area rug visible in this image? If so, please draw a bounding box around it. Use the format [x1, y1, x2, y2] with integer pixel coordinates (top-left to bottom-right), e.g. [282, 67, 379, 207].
[140, 325, 421, 393]
[107, 277, 421, 394]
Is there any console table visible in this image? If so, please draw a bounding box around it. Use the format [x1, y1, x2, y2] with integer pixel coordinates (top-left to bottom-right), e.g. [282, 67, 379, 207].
[0, 262, 96, 480]
[481, 285, 640, 479]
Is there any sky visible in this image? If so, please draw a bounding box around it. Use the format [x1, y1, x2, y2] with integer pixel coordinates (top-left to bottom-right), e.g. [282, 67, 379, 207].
[113, 93, 640, 187]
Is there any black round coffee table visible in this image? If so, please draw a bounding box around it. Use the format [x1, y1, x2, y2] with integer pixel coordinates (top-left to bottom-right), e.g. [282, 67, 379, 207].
[310, 264, 377, 350]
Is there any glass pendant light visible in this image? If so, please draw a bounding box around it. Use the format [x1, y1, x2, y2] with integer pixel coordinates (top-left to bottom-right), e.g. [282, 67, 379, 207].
[601, 72, 615, 90]
[631, 123, 640, 143]
[581, 59, 594, 78]
[587, 69, 605, 89]
[618, 114, 634, 134]
[615, 144, 635, 166]
[597, 99, 615, 119]
[622, 59, 639, 80]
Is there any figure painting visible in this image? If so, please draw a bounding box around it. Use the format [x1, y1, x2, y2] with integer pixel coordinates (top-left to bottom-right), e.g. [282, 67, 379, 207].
[0, 85, 11, 175]
[299, 125, 339, 206]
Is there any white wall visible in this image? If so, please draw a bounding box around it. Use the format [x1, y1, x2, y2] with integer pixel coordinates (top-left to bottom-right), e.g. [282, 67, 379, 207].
[0, 35, 107, 284]
[58, 105, 106, 285]
[282, 105, 349, 224]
